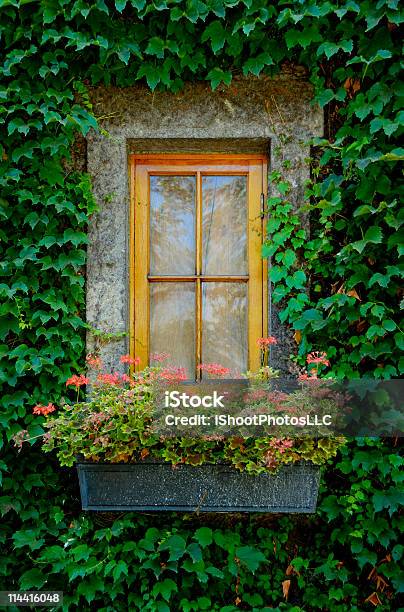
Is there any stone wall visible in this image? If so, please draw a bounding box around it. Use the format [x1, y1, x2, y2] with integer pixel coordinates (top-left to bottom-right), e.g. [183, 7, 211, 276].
[86, 73, 323, 374]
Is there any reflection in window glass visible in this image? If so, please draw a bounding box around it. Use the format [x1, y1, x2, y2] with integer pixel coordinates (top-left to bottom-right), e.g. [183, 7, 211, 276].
[150, 283, 195, 374]
[150, 175, 195, 275]
[202, 175, 247, 275]
[202, 282, 247, 376]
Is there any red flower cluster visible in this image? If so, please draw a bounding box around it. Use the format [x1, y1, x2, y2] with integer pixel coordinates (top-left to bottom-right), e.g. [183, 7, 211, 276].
[159, 366, 188, 384]
[97, 372, 121, 386]
[197, 363, 231, 378]
[257, 336, 277, 349]
[66, 374, 89, 388]
[33, 403, 56, 416]
[298, 372, 318, 381]
[120, 354, 141, 366]
[86, 353, 102, 369]
[306, 351, 330, 366]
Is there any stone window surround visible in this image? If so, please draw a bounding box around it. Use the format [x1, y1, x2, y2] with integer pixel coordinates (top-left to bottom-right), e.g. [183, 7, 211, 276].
[86, 74, 323, 374]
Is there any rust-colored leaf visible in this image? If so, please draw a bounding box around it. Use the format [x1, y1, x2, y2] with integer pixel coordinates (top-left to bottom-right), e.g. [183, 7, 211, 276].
[235, 596, 241, 606]
[282, 579, 291, 601]
[365, 592, 382, 606]
[285, 563, 299, 576]
[344, 77, 361, 93]
[294, 330, 302, 344]
[375, 574, 389, 592]
[347, 289, 361, 300]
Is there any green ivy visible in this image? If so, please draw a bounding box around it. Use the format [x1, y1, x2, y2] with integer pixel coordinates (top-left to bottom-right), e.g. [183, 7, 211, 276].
[1, 440, 402, 610]
[1, 0, 403, 609]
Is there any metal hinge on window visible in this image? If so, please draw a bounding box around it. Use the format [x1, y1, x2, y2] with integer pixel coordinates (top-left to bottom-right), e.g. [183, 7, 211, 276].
[260, 193, 265, 218]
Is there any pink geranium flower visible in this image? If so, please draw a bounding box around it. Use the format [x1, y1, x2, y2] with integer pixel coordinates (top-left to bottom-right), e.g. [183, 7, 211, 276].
[257, 336, 277, 349]
[120, 354, 141, 366]
[66, 374, 89, 388]
[197, 363, 231, 378]
[306, 351, 330, 367]
[33, 403, 56, 416]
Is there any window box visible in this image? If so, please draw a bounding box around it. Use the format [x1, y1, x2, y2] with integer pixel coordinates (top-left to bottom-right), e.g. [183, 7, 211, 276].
[76, 461, 320, 513]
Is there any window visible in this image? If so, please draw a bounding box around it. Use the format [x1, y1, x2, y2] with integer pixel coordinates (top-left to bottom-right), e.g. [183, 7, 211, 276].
[129, 154, 267, 379]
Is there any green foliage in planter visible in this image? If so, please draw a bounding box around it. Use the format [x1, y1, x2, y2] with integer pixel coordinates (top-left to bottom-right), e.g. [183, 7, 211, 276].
[0, 0, 403, 609]
[39, 361, 345, 471]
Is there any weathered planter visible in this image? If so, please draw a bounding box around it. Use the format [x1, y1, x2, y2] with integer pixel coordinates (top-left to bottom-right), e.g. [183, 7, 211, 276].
[76, 462, 320, 513]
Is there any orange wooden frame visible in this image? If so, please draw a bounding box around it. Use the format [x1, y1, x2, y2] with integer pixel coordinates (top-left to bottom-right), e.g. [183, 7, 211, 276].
[129, 154, 268, 377]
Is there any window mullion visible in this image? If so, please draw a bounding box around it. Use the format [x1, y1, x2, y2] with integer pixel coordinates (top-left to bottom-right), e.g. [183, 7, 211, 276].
[196, 171, 202, 379]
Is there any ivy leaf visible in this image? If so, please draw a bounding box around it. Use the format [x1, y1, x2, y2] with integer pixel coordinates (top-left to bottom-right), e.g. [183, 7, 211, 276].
[205, 565, 224, 578]
[236, 546, 266, 573]
[369, 273, 389, 288]
[8, 118, 29, 136]
[206, 67, 231, 90]
[117, 48, 130, 64]
[63, 228, 88, 246]
[112, 560, 128, 581]
[242, 52, 273, 76]
[364, 226, 383, 243]
[283, 249, 296, 267]
[146, 37, 165, 58]
[209, 0, 225, 18]
[159, 535, 186, 561]
[115, 0, 127, 12]
[130, 0, 146, 9]
[294, 308, 324, 330]
[152, 578, 177, 602]
[187, 542, 203, 562]
[13, 529, 44, 550]
[39, 161, 64, 186]
[201, 21, 226, 54]
[317, 42, 340, 59]
[352, 226, 383, 253]
[170, 7, 183, 20]
[318, 89, 334, 107]
[20, 569, 46, 590]
[71, 543, 91, 561]
[137, 64, 160, 90]
[353, 204, 376, 216]
[77, 575, 104, 604]
[194, 527, 213, 547]
[356, 549, 377, 569]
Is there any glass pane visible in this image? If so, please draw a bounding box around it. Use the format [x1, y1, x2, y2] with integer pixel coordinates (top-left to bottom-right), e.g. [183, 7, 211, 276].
[150, 175, 195, 275]
[150, 283, 195, 375]
[202, 175, 247, 275]
[202, 282, 247, 376]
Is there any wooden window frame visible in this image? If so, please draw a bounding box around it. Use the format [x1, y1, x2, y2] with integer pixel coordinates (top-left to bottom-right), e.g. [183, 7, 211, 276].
[129, 153, 268, 377]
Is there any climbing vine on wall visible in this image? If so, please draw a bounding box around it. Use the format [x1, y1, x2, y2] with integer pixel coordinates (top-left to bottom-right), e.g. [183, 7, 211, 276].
[0, 0, 403, 609]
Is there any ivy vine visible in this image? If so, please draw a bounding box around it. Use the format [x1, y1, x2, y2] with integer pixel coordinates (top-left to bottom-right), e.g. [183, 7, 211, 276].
[0, 0, 403, 608]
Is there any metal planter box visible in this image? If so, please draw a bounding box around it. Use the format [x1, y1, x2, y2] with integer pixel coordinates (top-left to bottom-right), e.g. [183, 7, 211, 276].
[76, 462, 320, 513]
